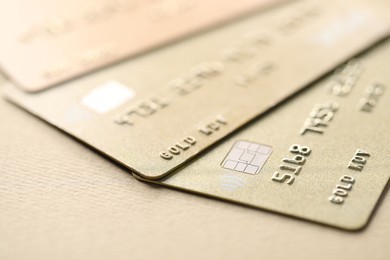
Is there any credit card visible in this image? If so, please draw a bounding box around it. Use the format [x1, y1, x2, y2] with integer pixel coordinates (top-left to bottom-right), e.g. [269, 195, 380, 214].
[4, 0, 390, 179]
[0, 0, 284, 92]
[138, 38, 390, 230]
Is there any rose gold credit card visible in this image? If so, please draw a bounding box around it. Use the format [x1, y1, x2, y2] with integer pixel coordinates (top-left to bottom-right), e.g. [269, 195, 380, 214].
[0, 0, 283, 92]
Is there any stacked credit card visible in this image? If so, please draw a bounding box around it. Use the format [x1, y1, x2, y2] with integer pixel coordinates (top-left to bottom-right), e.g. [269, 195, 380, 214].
[1, 0, 390, 230]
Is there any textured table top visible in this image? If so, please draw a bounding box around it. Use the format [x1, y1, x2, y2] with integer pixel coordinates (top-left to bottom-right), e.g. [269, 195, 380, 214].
[0, 75, 389, 260]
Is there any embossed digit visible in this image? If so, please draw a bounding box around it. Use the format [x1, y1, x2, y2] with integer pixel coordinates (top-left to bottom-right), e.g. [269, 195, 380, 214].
[271, 172, 295, 185]
[289, 144, 311, 156]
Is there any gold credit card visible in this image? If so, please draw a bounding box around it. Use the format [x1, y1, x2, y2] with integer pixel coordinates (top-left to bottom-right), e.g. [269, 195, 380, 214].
[139, 38, 390, 230]
[0, 0, 284, 92]
[4, 0, 390, 179]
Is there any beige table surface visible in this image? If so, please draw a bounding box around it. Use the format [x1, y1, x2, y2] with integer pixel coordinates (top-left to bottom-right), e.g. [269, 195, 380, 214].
[0, 74, 388, 260]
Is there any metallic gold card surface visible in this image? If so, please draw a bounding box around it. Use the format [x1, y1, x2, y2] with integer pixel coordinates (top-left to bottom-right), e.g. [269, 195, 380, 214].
[140, 38, 390, 230]
[4, 0, 390, 179]
[0, 0, 284, 92]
